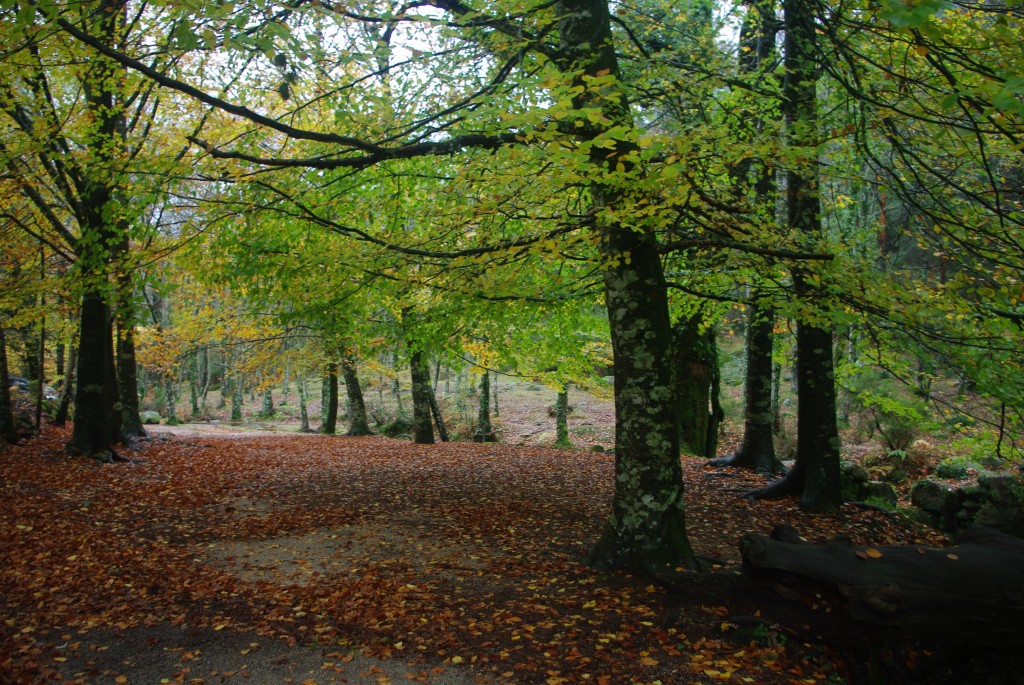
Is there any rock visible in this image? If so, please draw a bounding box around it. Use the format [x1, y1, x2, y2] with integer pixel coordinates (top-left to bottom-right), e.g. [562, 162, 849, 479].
[139, 411, 162, 425]
[977, 472, 1023, 507]
[911, 479, 959, 513]
[841, 460, 870, 484]
[862, 481, 898, 507]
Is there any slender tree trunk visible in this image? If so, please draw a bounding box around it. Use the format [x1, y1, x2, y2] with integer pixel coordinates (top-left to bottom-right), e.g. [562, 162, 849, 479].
[492, 370, 499, 417]
[474, 370, 494, 442]
[392, 350, 405, 416]
[34, 305, 44, 431]
[164, 377, 179, 425]
[54, 342, 76, 427]
[748, 0, 841, 510]
[297, 377, 310, 432]
[230, 358, 243, 422]
[0, 320, 18, 444]
[556, 0, 698, 572]
[555, 385, 571, 449]
[709, 297, 782, 473]
[427, 383, 449, 442]
[408, 347, 434, 444]
[322, 361, 338, 434]
[341, 352, 372, 436]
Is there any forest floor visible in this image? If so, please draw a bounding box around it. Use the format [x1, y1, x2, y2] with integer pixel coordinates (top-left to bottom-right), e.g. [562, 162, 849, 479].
[7, 410, 979, 685]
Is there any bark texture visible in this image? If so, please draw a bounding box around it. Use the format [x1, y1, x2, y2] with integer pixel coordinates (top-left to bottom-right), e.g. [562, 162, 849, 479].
[557, 0, 698, 572]
[342, 352, 372, 436]
[0, 321, 18, 444]
[408, 347, 434, 444]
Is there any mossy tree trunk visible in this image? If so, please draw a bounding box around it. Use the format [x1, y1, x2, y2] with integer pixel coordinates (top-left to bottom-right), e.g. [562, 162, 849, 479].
[297, 377, 311, 432]
[408, 347, 435, 444]
[673, 316, 721, 457]
[341, 351, 372, 436]
[556, 0, 699, 573]
[554, 385, 571, 449]
[474, 369, 494, 442]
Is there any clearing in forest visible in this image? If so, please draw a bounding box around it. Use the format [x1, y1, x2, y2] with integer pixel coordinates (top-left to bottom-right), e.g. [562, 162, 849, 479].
[2, 425, 949, 684]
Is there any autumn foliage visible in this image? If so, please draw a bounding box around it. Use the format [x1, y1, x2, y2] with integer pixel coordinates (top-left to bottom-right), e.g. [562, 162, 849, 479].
[0, 425, 953, 684]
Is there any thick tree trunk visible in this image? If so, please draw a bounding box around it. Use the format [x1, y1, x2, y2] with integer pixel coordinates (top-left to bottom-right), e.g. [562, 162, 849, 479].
[66, 0, 129, 460]
[321, 361, 338, 434]
[68, 293, 124, 458]
[0, 320, 18, 444]
[408, 347, 434, 444]
[554, 386, 571, 449]
[557, 0, 698, 572]
[474, 370, 494, 443]
[709, 298, 782, 473]
[341, 352, 372, 436]
[260, 387, 274, 417]
[741, 524, 1024, 646]
[674, 315, 716, 457]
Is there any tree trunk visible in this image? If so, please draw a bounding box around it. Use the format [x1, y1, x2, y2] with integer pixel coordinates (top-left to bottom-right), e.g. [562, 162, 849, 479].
[555, 386, 571, 449]
[674, 316, 723, 457]
[427, 381, 449, 442]
[746, 0, 841, 510]
[116, 314, 148, 440]
[321, 361, 338, 434]
[68, 293, 124, 458]
[297, 377, 310, 432]
[408, 347, 435, 444]
[0, 319, 18, 444]
[164, 377, 179, 425]
[230, 362, 243, 422]
[474, 369, 494, 442]
[557, 0, 699, 572]
[66, 0, 132, 460]
[260, 386, 274, 417]
[53, 342, 76, 427]
[341, 352, 372, 436]
[741, 524, 1024, 647]
[709, 297, 782, 473]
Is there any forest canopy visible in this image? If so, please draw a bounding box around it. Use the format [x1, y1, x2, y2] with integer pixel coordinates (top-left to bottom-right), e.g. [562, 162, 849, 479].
[0, 0, 1021, 570]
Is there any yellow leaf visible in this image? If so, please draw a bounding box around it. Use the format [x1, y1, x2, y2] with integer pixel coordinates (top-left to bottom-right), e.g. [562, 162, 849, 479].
[947, 553, 959, 560]
[115, 677, 128, 684]
[639, 656, 658, 666]
[450, 655, 464, 664]
[865, 548, 883, 559]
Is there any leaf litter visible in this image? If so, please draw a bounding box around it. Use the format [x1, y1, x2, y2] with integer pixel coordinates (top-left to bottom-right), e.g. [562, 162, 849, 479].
[1, 424, 946, 684]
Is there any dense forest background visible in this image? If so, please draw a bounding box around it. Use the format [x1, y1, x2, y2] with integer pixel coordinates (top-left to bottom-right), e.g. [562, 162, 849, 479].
[1, 0, 1022, 572]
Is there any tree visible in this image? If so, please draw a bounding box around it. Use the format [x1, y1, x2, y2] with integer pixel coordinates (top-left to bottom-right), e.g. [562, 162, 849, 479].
[747, 0, 843, 509]
[0, 316, 18, 444]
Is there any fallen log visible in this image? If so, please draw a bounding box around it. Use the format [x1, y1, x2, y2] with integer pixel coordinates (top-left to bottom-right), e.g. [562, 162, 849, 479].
[740, 525, 1024, 646]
